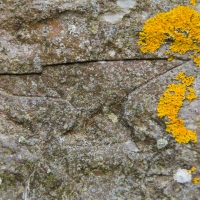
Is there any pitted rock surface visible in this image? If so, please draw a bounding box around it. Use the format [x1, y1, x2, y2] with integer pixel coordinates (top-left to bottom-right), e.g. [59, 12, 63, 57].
[0, 0, 194, 74]
[0, 0, 200, 199]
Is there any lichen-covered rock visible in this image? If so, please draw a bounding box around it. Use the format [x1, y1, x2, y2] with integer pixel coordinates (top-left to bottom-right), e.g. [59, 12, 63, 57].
[0, 0, 193, 74]
[0, 0, 200, 199]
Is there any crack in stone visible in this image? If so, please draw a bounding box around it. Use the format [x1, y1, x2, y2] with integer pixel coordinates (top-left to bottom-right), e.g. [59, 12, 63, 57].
[0, 59, 189, 102]
[0, 72, 42, 76]
[122, 61, 187, 102]
[0, 57, 190, 76]
[44, 57, 169, 67]
[43, 57, 190, 68]
[0, 59, 189, 103]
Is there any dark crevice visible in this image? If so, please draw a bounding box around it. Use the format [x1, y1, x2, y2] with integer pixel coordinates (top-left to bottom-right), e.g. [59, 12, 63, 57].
[43, 57, 172, 67]
[0, 72, 42, 76]
[0, 57, 190, 76]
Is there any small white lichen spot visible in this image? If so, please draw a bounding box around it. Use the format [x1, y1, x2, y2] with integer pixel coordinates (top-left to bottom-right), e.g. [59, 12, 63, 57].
[117, 0, 136, 10]
[174, 168, 192, 183]
[109, 50, 116, 57]
[101, 13, 125, 23]
[68, 24, 76, 34]
[102, 0, 136, 23]
[157, 138, 168, 149]
[33, 56, 41, 70]
[18, 136, 26, 143]
[124, 140, 140, 153]
[108, 113, 118, 123]
[0, 178, 2, 185]
[31, 81, 37, 87]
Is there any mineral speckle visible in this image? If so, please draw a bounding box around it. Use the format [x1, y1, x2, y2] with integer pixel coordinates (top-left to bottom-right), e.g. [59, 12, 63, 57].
[0, 0, 200, 199]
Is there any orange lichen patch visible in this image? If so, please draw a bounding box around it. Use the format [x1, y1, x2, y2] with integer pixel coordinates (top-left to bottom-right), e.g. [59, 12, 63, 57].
[190, 0, 197, 5]
[186, 87, 197, 100]
[157, 84, 186, 119]
[192, 177, 200, 184]
[192, 55, 200, 67]
[188, 167, 200, 184]
[168, 57, 175, 61]
[165, 119, 197, 143]
[138, 6, 200, 67]
[157, 72, 197, 143]
[187, 166, 197, 173]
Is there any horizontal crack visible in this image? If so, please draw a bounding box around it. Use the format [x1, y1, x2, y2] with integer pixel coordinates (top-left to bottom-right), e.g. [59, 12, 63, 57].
[43, 57, 170, 67]
[0, 57, 190, 76]
[0, 72, 42, 76]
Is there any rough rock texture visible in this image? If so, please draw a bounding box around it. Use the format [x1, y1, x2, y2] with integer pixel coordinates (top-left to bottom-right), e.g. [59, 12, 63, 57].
[0, 0, 200, 200]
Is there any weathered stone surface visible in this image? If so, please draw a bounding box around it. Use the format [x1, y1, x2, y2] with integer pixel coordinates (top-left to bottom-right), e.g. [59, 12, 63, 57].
[0, 0, 193, 74]
[0, 0, 200, 199]
[1, 59, 200, 199]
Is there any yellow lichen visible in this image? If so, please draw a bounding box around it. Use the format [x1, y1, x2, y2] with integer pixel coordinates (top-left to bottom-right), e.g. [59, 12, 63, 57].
[108, 113, 118, 123]
[190, 0, 197, 5]
[192, 177, 200, 184]
[188, 167, 200, 184]
[192, 55, 200, 67]
[168, 57, 175, 61]
[187, 166, 197, 173]
[157, 72, 197, 144]
[138, 6, 200, 66]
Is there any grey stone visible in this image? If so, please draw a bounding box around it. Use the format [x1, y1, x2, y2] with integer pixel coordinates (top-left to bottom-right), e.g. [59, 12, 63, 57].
[0, 0, 200, 199]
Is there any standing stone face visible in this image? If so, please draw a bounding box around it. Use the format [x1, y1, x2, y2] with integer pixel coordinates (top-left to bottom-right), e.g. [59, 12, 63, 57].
[0, 0, 200, 199]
